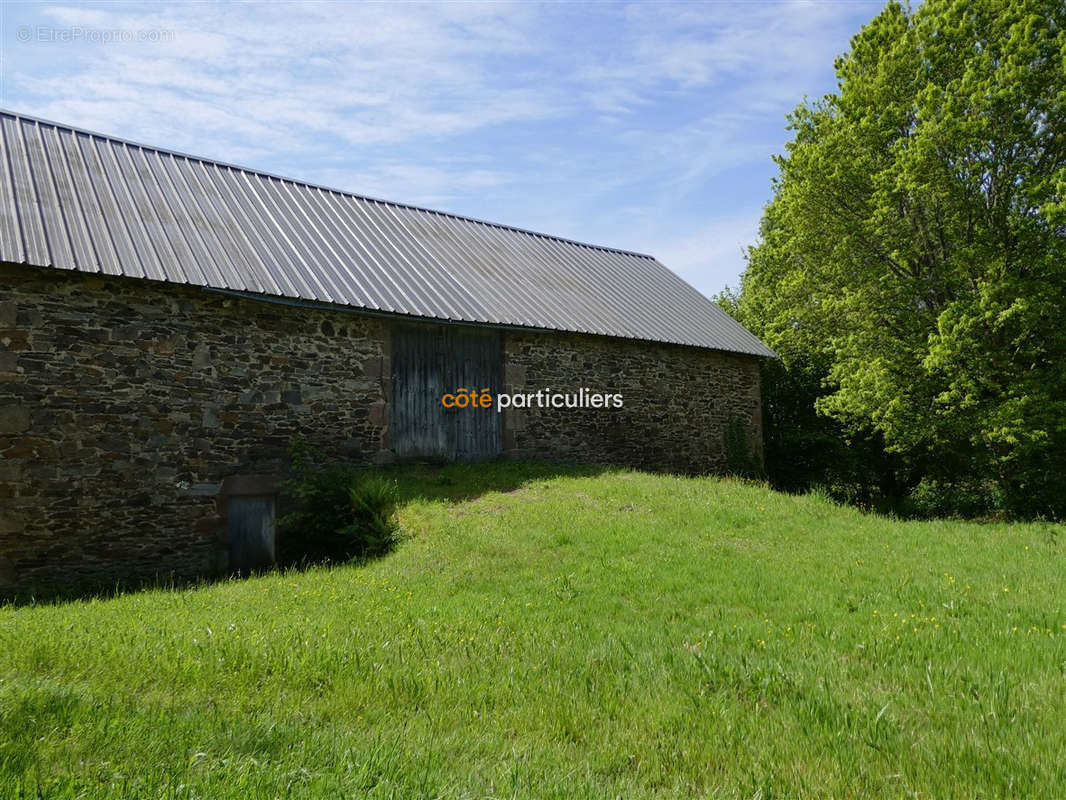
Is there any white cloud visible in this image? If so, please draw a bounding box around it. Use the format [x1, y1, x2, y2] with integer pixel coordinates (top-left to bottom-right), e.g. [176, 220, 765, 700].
[573, 1, 860, 113]
[644, 211, 763, 298]
[14, 1, 564, 152]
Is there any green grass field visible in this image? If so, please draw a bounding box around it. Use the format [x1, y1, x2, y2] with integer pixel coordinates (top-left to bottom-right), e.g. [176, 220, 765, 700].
[2, 463, 1064, 799]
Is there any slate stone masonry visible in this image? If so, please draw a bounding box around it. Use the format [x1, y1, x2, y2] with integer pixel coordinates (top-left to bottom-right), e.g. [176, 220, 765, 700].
[500, 330, 762, 475]
[0, 262, 762, 592]
[0, 263, 390, 591]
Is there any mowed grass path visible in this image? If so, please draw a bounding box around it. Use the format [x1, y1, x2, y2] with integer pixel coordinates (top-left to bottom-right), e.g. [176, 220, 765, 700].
[1, 463, 1064, 799]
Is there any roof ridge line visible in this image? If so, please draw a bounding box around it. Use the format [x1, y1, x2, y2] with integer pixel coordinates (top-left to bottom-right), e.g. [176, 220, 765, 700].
[0, 108, 657, 261]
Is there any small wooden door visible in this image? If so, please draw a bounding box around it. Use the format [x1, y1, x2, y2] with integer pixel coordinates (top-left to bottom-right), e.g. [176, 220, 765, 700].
[227, 495, 276, 571]
[391, 323, 502, 461]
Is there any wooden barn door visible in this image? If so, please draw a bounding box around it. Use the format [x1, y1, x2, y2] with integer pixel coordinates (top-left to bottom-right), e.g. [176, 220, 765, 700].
[391, 324, 502, 462]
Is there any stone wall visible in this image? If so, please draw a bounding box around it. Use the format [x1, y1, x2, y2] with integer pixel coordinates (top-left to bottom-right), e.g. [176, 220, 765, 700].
[500, 330, 762, 474]
[0, 263, 390, 592]
[0, 262, 762, 592]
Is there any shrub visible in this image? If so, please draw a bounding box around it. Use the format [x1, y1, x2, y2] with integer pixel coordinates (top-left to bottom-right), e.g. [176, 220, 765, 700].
[279, 442, 401, 563]
[345, 476, 401, 557]
[902, 477, 1001, 520]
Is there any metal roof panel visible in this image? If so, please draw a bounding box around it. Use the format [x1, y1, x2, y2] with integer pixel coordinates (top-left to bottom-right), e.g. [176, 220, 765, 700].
[0, 109, 775, 357]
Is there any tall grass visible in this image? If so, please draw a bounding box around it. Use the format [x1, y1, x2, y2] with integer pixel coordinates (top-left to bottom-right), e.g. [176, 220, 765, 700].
[1, 463, 1063, 798]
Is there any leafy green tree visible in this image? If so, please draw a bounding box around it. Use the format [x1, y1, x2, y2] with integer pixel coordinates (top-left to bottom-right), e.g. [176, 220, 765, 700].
[734, 0, 1066, 516]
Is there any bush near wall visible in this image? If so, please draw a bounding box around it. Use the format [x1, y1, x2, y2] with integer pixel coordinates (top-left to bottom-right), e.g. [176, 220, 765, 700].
[278, 442, 400, 564]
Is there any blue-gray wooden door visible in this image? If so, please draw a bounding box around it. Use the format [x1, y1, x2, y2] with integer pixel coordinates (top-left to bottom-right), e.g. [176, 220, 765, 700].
[227, 495, 276, 571]
[391, 324, 502, 461]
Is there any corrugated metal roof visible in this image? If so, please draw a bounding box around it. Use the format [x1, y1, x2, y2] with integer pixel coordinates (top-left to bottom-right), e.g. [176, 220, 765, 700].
[0, 109, 774, 357]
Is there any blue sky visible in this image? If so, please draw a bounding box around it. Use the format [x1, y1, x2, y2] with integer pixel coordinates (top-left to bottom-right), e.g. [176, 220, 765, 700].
[0, 1, 885, 297]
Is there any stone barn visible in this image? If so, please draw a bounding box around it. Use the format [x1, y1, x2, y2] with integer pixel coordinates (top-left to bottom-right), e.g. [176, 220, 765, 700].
[0, 110, 774, 591]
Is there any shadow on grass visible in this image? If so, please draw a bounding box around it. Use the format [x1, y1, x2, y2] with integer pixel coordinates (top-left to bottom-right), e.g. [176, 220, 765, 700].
[382, 459, 611, 505]
[2, 459, 611, 609]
